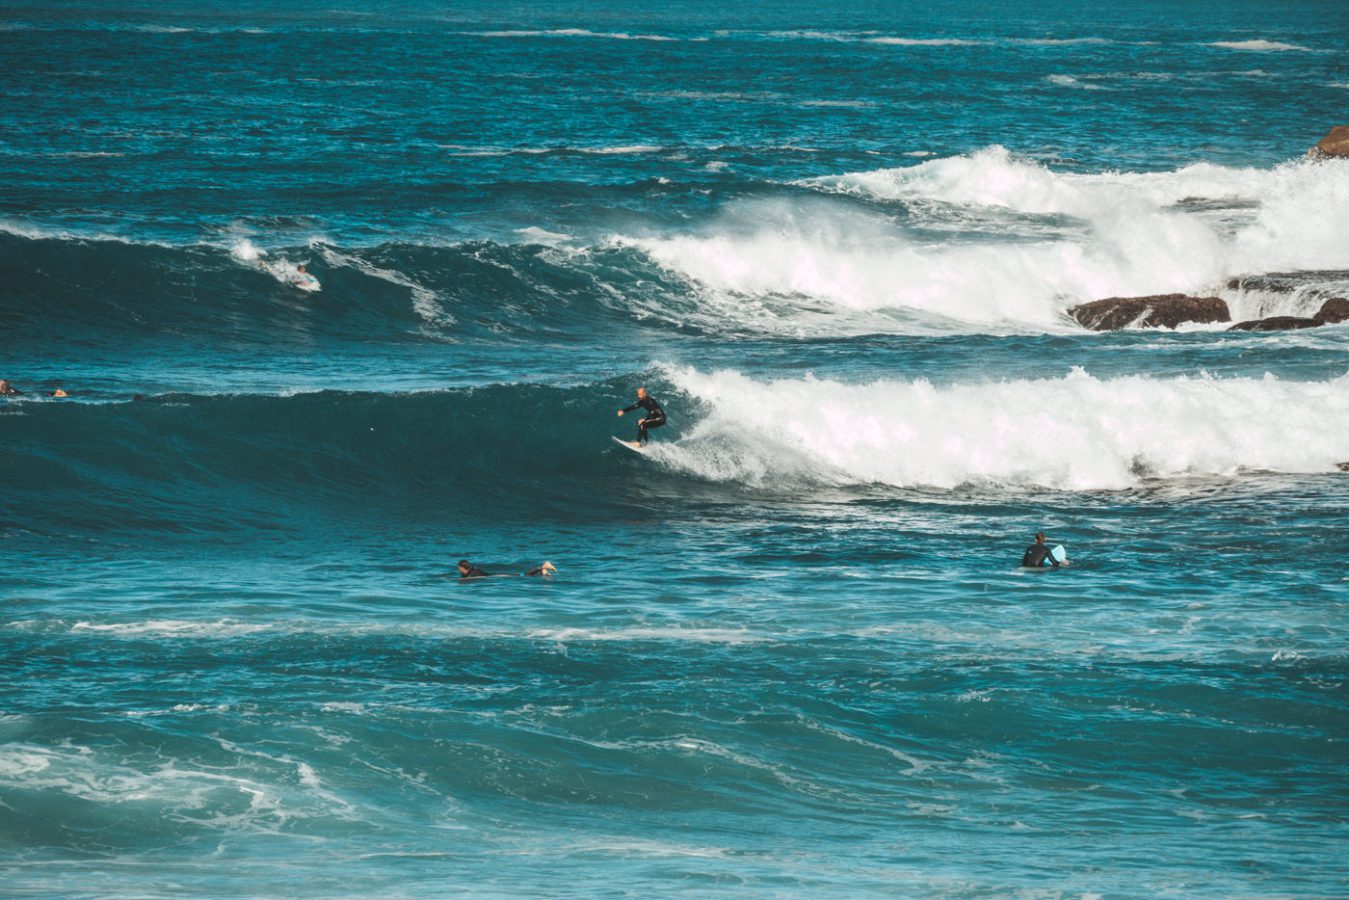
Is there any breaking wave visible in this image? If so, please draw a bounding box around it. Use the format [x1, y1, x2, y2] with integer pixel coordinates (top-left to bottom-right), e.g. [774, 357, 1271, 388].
[5, 366, 1346, 539]
[647, 366, 1349, 491]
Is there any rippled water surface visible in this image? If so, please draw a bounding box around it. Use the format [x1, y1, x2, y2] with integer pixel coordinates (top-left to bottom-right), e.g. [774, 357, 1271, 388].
[2, 0, 1348, 895]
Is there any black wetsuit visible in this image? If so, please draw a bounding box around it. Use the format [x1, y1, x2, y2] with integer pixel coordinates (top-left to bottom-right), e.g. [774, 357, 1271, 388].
[459, 564, 491, 579]
[623, 395, 667, 445]
[1021, 543, 1060, 568]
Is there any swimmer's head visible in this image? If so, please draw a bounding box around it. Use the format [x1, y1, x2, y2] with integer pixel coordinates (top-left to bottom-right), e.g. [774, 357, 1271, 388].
[636, 387, 646, 399]
[1035, 532, 1046, 543]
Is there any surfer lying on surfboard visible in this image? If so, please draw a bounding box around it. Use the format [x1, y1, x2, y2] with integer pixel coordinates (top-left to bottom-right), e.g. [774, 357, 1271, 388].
[616, 387, 666, 448]
[457, 559, 557, 579]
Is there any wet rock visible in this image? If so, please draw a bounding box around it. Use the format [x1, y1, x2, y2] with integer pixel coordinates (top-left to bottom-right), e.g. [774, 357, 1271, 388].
[1067, 294, 1230, 331]
[1228, 316, 1320, 332]
[1314, 297, 1349, 325]
[1309, 125, 1349, 159]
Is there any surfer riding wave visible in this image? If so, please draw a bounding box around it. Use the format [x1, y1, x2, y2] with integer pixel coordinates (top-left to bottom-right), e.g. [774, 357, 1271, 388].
[617, 387, 666, 448]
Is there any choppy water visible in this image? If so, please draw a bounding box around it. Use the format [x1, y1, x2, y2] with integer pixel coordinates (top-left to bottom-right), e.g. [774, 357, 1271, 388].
[3, 1, 1348, 896]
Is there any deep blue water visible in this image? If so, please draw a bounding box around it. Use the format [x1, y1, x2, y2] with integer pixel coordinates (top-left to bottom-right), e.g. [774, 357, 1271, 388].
[3, 1, 1348, 895]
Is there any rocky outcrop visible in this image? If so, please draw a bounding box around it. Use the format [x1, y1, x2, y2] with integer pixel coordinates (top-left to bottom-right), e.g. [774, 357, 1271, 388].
[1309, 125, 1349, 159]
[1228, 316, 1319, 332]
[1228, 298, 1349, 331]
[1314, 297, 1349, 325]
[1068, 294, 1230, 331]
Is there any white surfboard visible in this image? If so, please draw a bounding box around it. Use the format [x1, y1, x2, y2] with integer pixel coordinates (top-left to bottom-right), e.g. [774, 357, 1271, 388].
[611, 435, 645, 453]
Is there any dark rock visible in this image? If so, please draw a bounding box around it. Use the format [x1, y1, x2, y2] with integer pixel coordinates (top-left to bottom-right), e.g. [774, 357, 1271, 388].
[1339, 461, 1349, 472]
[1228, 316, 1320, 332]
[1314, 297, 1349, 325]
[1068, 294, 1230, 331]
[1309, 125, 1349, 159]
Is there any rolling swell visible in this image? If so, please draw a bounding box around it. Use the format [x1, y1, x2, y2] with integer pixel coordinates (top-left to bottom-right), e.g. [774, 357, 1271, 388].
[0, 231, 698, 347]
[0, 382, 681, 537]
[8, 363, 1349, 541]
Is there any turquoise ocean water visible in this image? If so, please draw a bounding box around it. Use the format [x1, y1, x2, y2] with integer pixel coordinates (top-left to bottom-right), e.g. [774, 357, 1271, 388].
[3, 1, 1348, 895]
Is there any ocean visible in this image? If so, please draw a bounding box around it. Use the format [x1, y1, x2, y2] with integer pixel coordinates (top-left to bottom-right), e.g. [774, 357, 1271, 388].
[2, 1, 1348, 895]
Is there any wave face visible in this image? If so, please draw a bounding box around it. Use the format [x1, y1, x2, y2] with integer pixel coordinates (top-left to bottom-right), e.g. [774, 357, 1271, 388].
[5, 366, 1348, 540]
[0, 231, 681, 345]
[0, 383, 645, 535]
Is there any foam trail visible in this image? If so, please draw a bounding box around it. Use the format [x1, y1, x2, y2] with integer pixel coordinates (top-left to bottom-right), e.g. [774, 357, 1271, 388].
[1206, 40, 1315, 52]
[650, 366, 1349, 491]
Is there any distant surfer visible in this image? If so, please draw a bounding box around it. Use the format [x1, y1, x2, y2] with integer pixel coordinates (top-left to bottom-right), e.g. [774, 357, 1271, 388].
[1021, 532, 1066, 568]
[0, 379, 23, 396]
[292, 264, 320, 290]
[616, 387, 666, 448]
[457, 559, 557, 579]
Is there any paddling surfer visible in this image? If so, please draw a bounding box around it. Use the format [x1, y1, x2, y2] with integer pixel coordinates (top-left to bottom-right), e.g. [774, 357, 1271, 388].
[457, 559, 557, 579]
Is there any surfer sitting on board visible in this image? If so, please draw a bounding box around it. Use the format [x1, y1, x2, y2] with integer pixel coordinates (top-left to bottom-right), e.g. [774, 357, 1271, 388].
[1021, 532, 1066, 568]
[458, 559, 557, 579]
[616, 387, 666, 448]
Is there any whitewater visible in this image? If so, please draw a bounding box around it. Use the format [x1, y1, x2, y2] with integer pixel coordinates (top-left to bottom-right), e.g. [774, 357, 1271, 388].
[3, 1, 1348, 896]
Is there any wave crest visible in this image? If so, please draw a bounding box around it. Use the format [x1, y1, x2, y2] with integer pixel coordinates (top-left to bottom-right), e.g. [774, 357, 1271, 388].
[651, 366, 1349, 490]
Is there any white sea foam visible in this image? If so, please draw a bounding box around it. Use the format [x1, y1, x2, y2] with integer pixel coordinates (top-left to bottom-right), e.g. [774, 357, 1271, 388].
[800, 99, 877, 108]
[1016, 37, 1111, 46]
[468, 29, 677, 42]
[229, 237, 264, 262]
[767, 30, 981, 46]
[442, 143, 667, 157]
[618, 147, 1349, 334]
[1207, 39, 1315, 52]
[72, 618, 271, 637]
[525, 626, 765, 644]
[1047, 74, 1107, 90]
[646, 365, 1349, 491]
[766, 30, 874, 42]
[0, 743, 346, 828]
[866, 37, 981, 47]
[514, 226, 572, 246]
